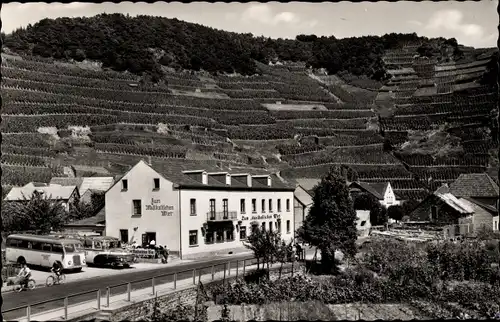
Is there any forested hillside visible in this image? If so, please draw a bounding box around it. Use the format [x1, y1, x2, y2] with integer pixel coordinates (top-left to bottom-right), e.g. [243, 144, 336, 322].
[1, 13, 498, 202]
[4, 13, 468, 80]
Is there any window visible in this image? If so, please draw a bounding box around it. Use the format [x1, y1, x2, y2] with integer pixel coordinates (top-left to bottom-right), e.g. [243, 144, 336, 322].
[122, 179, 128, 191]
[269, 199, 273, 212]
[240, 199, 246, 213]
[189, 230, 198, 246]
[6, 239, 19, 247]
[261, 199, 266, 213]
[262, 222, 266, 231]
[153, 178, 160, 190]
[209, 199, 216, 219]
[205, 231, 214, 244]
[190, 199, 197, 216]
[64, 244, 75, 253]
[120, 229, 129, 243]
[216, 229, 224, 243]
[431, 206, 438, 220]
[132, 200, 142, 216]
[286, 199, 290, 212]
[286, 220, 291, 233]
[52, 244, 64, 254]
[32, 242, 42, 251]
[240, 226, 247, 240]
[42, 243, 52, 252]
[277, 199, 282, 212]
[277, 220, 281, 232]
[223, 199, 229, 218]
[226, 228, 234, 241]
[252, 199, 257, 213]
[360, 221, 367, 227]
[269, 221, 273, 231]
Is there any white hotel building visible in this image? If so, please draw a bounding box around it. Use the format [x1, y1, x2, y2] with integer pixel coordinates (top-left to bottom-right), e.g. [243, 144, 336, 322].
[105, 160, 295, 260]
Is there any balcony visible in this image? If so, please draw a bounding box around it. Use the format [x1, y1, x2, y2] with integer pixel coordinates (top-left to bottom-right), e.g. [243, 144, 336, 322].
[206, 211, 237, 222]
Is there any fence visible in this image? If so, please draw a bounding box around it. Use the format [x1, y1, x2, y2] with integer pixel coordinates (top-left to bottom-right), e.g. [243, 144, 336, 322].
[2, 257, 266, 321]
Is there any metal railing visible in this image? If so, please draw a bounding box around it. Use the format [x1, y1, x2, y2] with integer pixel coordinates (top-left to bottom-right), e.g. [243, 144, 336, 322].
[206, 211, 238, 221]
[2, 257, 262, 321]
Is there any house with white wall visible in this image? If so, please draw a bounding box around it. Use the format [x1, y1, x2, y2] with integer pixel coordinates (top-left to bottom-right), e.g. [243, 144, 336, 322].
[294, 185, 313, 235]
[105, 160, 295, 260]
[349, 181, 401, 208]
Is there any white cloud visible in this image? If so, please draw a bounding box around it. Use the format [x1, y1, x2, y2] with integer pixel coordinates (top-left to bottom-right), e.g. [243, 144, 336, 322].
[425, 9, 484, 39]
[407, 20, 423, 27]
[240, 4, 302, 26]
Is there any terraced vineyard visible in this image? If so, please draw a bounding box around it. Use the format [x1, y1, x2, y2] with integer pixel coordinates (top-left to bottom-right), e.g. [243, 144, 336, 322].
[1, 45, 498, 201]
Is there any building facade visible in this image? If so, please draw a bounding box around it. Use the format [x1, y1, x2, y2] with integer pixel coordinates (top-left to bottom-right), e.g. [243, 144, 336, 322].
[294, 185, 313, 235]
[349, 182, 401, 208]
[105, 161, 295, 260]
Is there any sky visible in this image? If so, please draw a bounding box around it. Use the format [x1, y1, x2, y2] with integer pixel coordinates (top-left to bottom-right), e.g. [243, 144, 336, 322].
[2, 1, 498, 48]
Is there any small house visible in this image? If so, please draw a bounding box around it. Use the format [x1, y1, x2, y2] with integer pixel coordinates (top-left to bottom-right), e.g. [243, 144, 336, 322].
[4, 183, 80, 212]
[294, 185, 313, 234]
[349, 181, 400, 208]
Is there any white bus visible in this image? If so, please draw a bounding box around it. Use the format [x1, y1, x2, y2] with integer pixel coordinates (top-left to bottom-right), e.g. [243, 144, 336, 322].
[5, 234, 86, 272]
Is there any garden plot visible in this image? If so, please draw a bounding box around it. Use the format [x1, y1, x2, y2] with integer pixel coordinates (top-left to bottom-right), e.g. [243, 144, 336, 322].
[206, 302, 428, 321]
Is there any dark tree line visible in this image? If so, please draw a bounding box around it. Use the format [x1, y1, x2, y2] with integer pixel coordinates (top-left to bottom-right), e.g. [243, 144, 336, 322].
[4, 14, 470, 81]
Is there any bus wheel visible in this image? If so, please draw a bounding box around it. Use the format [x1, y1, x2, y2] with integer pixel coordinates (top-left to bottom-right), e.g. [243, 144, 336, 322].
[73, 267, 82, 273]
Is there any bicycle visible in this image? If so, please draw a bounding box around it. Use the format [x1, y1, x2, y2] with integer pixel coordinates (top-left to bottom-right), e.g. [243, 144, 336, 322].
[14, 279, 36, 292]
[46, 272, 66, 287]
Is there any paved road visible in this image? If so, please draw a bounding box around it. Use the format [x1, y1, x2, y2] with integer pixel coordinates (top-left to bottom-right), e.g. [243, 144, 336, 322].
[2, 254, 255, 320]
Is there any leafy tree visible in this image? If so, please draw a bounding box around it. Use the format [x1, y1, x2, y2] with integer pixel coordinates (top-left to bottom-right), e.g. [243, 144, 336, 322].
[244, 227, 281, 272]
[401, 199, 420, 218]
[275, 239, 294, 279]
[297, 167, 358, 274]
[353, 192, 388, 226]
[387, 205, 404, 223]
[2, 192, 68, 234]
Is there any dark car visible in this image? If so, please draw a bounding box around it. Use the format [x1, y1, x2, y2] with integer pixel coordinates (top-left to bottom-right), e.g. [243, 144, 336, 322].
[93, 253, 134, 268]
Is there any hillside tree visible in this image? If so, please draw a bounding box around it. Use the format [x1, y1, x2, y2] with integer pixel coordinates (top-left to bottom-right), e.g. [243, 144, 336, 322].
[297, 167, 358, 274]
[353, 192, 388, 226]
[2, 192, 68, 234]
[387, 205, 404, 223]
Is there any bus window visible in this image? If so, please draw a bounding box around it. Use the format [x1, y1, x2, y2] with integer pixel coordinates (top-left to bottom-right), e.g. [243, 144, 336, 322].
[32, 242, 42, 250]
[95, 241, 102, 249]
[42, 243, 52, 252]
[6, 239, 19, 247]
[75, 243, 84, 251]
[52, 244, 64, 254]
[83, 239, 92, 248]
[27, 242, 33, 249]
[64, 244, 75, 253]
[20, 240, 30, 248]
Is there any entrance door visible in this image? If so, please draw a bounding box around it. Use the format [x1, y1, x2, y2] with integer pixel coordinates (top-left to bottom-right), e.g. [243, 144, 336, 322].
[120, 229, 129, 243]
[144, 232, 157, 247]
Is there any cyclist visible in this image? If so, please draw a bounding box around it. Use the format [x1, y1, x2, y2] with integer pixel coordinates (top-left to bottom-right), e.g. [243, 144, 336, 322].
[17, 262, 32, 288]
[51, 261, 63, 280]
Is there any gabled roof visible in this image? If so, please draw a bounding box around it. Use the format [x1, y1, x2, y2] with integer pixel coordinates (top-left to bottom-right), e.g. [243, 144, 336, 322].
[50, 177, 115, 196]
[294, 185, 313, 207]
[111, 160, 294, 191]
[5, 184, 78, 201]
[461, 197, 498, 214]
[450, 173, 499, 198]
[349, 182, 390, 200]
[434, 191, 474, 215]
[294, 178, 321, 194]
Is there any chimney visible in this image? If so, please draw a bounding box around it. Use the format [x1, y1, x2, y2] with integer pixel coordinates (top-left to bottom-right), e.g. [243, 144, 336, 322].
[226, 174, 231, 185]
[202, 172, 208, 185]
